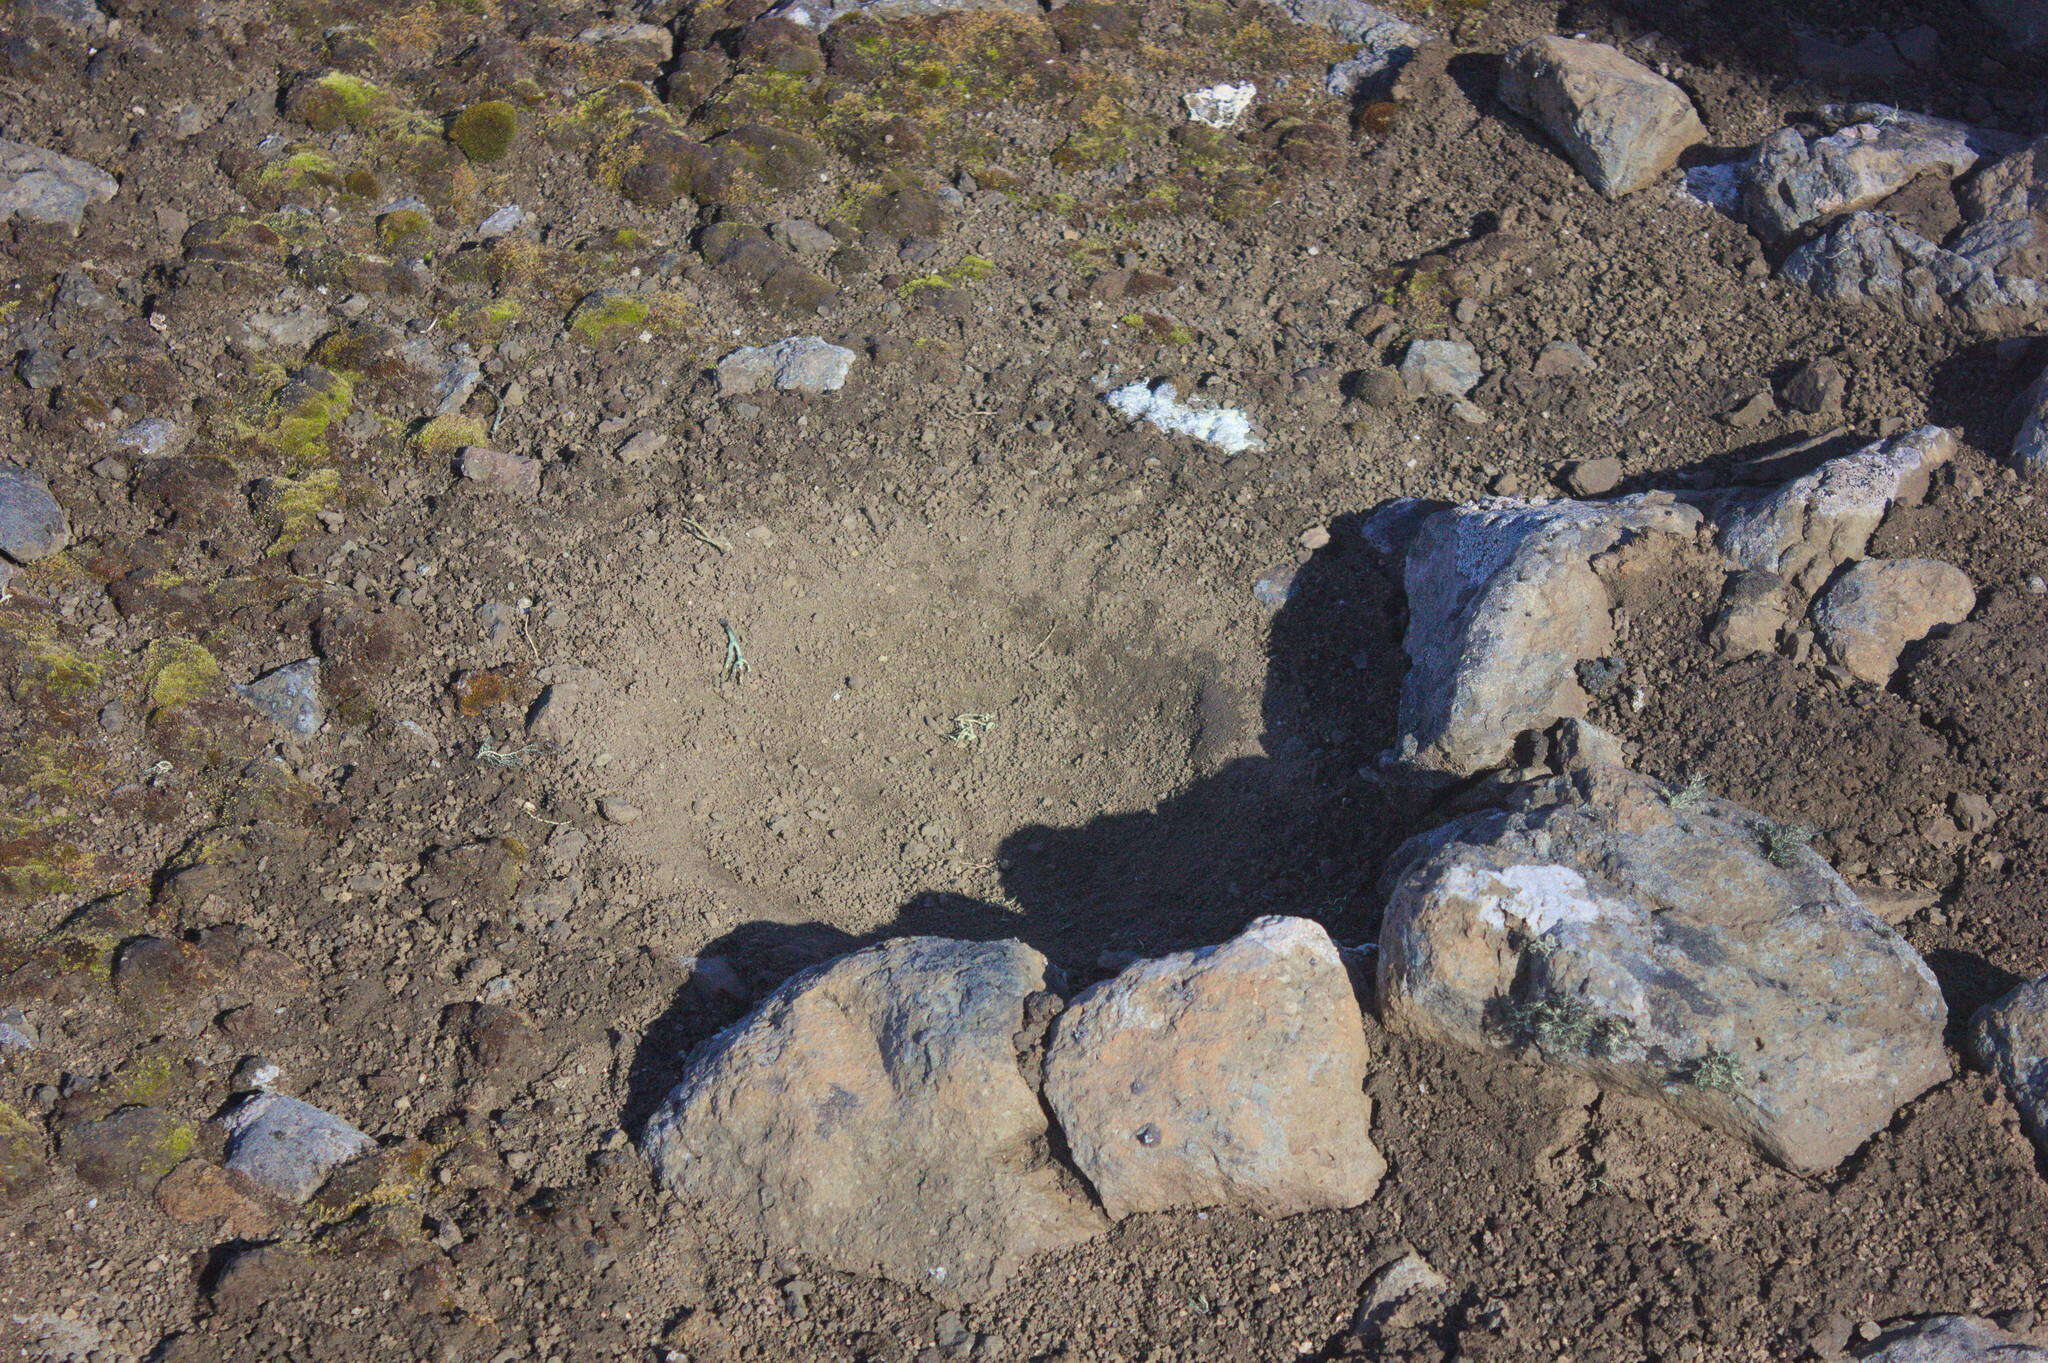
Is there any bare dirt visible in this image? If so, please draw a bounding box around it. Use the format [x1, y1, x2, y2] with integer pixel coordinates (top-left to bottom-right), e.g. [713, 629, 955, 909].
[5, 0, 2048, 1359]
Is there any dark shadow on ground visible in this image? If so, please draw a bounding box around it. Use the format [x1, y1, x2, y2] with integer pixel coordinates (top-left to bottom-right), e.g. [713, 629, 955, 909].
[620, 507, 1418, 1134]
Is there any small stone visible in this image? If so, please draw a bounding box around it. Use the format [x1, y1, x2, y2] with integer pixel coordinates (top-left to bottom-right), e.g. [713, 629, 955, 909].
[599, 797, 643, 825]
[476, 203, 526, 238]
[458, 446, 543, 497]
[153, 1160, 282, 1236]
[717, 336, 857, 396]
[1351, 367, 1409, 407]
[236, 659, 322, 737]
[1399, 339, 1482, 399]
[220, 1092, 375, 1203]
[1782, 358, 1847, 416]
[1183, 82, 1257, 130]
[1563, 457, 1622, 497]
[615, 430, 666, 464]
[1299, 525, 1332, 550]
[1356, 1251, 1451, 1331]
[0, 136, 118, 233]
[1952, 792, 1995, 833]
[1531, 339, 1594, 377]
[0, 465, 70, 564]
[0, 1007, 36, 1052]
[1725, 391, 1778, 429]
[1498, 36, 1705, 197]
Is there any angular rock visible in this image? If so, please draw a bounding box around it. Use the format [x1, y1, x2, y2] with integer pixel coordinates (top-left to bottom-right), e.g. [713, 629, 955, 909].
[1971, 975, 2048, 1160]
[0, 137, 117, 233]
[1782, 357, 1847, 416]
[1810, 558, 1975, 684]
[643, 937, 1104, 1302]
[2016, 363, 2048, 480]
[1312, 3, 1433, 99]
[1400, 339, 1482, 398]
[1714, 426, 1953, 598]
[1498, 37, 1705, 198]
[457, 446, 543, 497]
[0, 466, 69, 564]
[1377, 765, 1950, 1174]
[60, 1106, 202, 1192]
[1738, 105, 1983, 242]
[1710, 568, 1793, 660]
[0, 1006, 34, 1051]
[236, 659, 323, 737]
[1356, 1251, 1452, 1331]
[1854, 1315, 2048, 1361]
[1782, 211, 2047, 333]
[220, 1092, 374, 1203]
[1042, 916, 1383, 1221]
[715, 336, 857, 396]
[1394, 493, 1702, 780]
[1104, 380, 1263, 454]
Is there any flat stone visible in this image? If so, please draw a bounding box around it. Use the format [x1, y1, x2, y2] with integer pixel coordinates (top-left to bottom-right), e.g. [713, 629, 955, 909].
[1498, 36, 1705, 197]
[716, 336, 857, 396]
[0, 137, 117, 233]
[1810, 558, 1976, 685]
[1737, 105, 1983, 242]
[0, 466, 70, 564]
[1377, 765, 1949, 1174]
[1400, 339, 1482, 398]
[1042, 916, 1383, 1220]
[236, 659, 323, 737]
[643, 937, 1105, 1303]
[458, 446, 543, 497]
[220, 1092, 375, 1203]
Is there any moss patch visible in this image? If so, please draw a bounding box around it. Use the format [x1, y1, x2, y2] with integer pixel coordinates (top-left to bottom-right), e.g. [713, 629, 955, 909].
[411, 414, 489, 456]
[450, 100, 519, 163]
[143, 639, 224, 713]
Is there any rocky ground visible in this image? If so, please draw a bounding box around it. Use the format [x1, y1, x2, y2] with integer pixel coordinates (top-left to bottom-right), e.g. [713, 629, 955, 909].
[8, 0, 2048, 1359]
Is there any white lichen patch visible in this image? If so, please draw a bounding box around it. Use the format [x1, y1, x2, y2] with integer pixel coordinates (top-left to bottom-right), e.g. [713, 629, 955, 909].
[1183, 82, 1257, 129]
[1104, 381, 1263, 454]
[1443, 862, 1613, 937]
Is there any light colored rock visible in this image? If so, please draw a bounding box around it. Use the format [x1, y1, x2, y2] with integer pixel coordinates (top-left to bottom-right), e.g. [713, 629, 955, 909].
[643, 937, 1104, 1302]
[1959, 134, 2048, 225]
[0, 1006, 35, 1052]
[1738, 105, 1983, 241]
[1356, 1251, 1451, 1331]
[458, 446, 543, 497]
[1854, 1315, 2048, 1361]
[221, 1092, 375, 1203]
[1781, 212, 2047, 333]
[1497, 36, 1705, 198]
[1715, 426, 1954, 598]
[1042, 916, 1382, 1221]
[2016, 364, 2048, 479]
[1394, 494, 1701, 780]
[1260, 0, 1426, 44]
[575, 20, 674, 61]
[1710, 568, 1793, 660]
[1400, 339, 1482, 398]
[0, 466, 69, 565]
[1183, 82, 1257, 130]
[1377, 765, 1950, 1174]
[1104, 380, 1263, 454]
[762, 0, 1040, 34]
[1317, 5, 1433, 99]
[716, 336, 857, 396]
[1971, 976, 2048, 1162]
[1810, 558, 1975, 684]
[236, 659, 323, 737]
[0, 137, 117, 233]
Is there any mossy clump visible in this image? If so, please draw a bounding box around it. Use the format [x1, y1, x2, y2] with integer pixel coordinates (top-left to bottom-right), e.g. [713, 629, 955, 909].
[377, 207, 434, 251]
[251, 366, 355, 466]
[449, 100, 519, 163]
[0, 1100, 45, 1203]
[143, 639, 223, 713]
[411, 414, 488, 456]
[567, 289, 693, 344]
[250, 468, 342, 554]
[1497, 993, 1632, 1059]
[285, 72, 396, 133]
[441, 299, 523, 345]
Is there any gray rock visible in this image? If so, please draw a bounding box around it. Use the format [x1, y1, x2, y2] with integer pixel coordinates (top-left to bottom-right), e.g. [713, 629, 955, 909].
[0, 1006, 36, 1052]
[458, 446, 543, 497]
[1737, 105, 1983, 242]
[1316, 4, 1433, 99]
[476, 203, 526, 238]
[0, 465, 69, 564]
[0, 137, 117, 233]
[1259, 0, 1430, 44]
[236, 659, 324, 737]
[1042, 916, 1384, 1220]
[1854, 1315, 2048, 1361]
[1356, 1251, 1452, 1331]
[761, 0, 1040, 34]
[1782, 358, 1847, 416]
[575, 20, 674, 62]
[1531, 339, 1595, 377]
[432, 354, 483, 416]
[112, 417, 187, 460]
[1393, 494, 1702, 780]
[643, 937, 1105, 1302]
[1809, 558, 1975, 684]
[221, 1092, 375, 1203]
[772, 218, 840, 254]
[2016, 364, 2048, 479]
[1377, 765, 1950, 1174]
[1710, 568, 1794, 660]
[236, 303, 329, 355]
[716, 336, 857, 396]
[1400, 339, 1482, 398]
[1562, 456, 1621, 497]
[1714, 426, 1953, 598]
[1972, 976, 2048, 1163]
[1498, 36, 1705, 198]
[1781, 211, 2047, 333]
[1975, 0, 2048, 50]
[20, 0, 111, 35]
[1959, 133, 2047, 225]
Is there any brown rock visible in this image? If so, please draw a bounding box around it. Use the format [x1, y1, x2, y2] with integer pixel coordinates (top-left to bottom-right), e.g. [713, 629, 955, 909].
[458, 446, 542, 497]
[1042, 916, 1383, 1220]
[153, 1159, 284, 1235]
[1498, 36, 1705, 197]
[1810, 557, 1977, 684]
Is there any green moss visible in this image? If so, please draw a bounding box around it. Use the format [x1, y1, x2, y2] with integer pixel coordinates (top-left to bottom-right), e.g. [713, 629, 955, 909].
[290, 72, 395, 133]
[897, 254, 999, 299]
[259, 149, 346, 197]
[253, 468, 341, 555]
[566, 289, 655, 345]
[249, 366, 355, 466]
[449, 100, 519, 163]
[1119, 312, 1195, 345]
[377, 207, 433, 250]
[442, 298, 523, 345]
[411, 414, 488, 456]
[143, 639, 223, 713]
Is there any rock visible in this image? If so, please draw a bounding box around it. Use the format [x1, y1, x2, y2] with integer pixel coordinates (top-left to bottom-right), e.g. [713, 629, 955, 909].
[236, 304, 328, 355]
[20, 0, 110, 36]
[1782, 357, 1847, 416]
[1724, 391, 1778, 429]
[598, 796, 642, 825]
[476, 203, 526, 238]
[0, 137, 117, 233]
[1400, 339, 1482, 398]
[1314, 4, 1432, 100]
[458, 446, 543, 497]
[153, 1159, 283, 1236]
[1737, 105, 1983, 243]
[1041, 916, 1383, 1221]
[1184, 82, 1256, 130]
[760, 0, 1039, 35]
[0, 466, 69, 564]
[1975, 0, 2048, 49]
[0, 1007, 34, 1051]
[1531, 339, 1594, 378]
[220, 1092, 375, 1203]
[643, 937, 1105, 1302]
[1710, 569, 1794, 660]
[1377, 765, 1950, 1174]
[236, 659, 323, 737]
[1352, 367, 1409, 407]
[1854, 1315, 2048, 1361]
[1497, 37, 1704, 198]
[1356, 1251, 1452, 1331]
[615, 430, 665, 464]
[60, 1106, 202, 1192]
[1809, 558, 1976, 685]
[1714, 426, 1953, 598]
[1781, 211, 2046, 333]
[1104, 380, 1263, 454]
[1972, 975, 2048, 1163]
[2015, 364, 2048, 479]
[715, 337, 857, 396]
[1393, 494, 1701, 780]
[1262, 0, 1429, 45]
[1562, 456, 1622, 497]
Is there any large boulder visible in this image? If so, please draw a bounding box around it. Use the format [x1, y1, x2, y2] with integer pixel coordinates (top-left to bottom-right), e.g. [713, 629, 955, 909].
[1737, 105, 1983, 242]
[1393, 493, 1701, 780]
[1782, 211, 2048, 333]
[1810, 558, 1976, 684]
[2016, 364, 2048, 480]
[1854, 1315, 2048, 1361]
[0, 137, 117, 233]
[1377, 765, 1949, 1174]
[1042, 916, 1383, 1220]
[1971, 975, 2048, 1161]
[1714, 426, 1953, 599]
[642, 937, 1104, 1303]
[1498, 36, 1705, 198]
